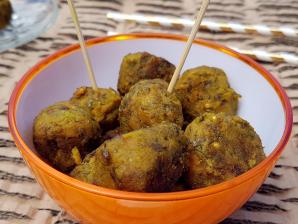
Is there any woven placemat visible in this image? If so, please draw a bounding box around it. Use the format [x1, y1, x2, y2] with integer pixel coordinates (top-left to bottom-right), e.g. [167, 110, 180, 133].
[0, 0, 298, 223]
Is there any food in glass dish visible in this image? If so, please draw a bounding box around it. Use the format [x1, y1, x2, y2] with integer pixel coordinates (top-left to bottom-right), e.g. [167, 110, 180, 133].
[70, 86, 121, 131]
[117, 52, 175, 95]
[71, 123, 188, 192]
[0, 0, 12, 29]
[33, 101, 101, 172]
[175, 66, 240, 122]
[119, 79, 184, 132]
[184, 112, 265, 189]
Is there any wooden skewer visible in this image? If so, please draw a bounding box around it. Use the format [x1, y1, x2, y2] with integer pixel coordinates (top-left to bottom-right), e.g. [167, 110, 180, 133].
[66, 0, 98, 90]
[167, 0, 210, 93]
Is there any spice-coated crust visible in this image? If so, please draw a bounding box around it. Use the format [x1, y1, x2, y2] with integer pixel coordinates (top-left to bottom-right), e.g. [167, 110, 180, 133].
[70, 86, 121, 131]
[117, 52, 175, 95]
[119, 79, 184, 132]
[175, 66, 240, 121]
[33, 101, 101, 173]
[184, 112, 265, 189]
[71, 123, 188, 192]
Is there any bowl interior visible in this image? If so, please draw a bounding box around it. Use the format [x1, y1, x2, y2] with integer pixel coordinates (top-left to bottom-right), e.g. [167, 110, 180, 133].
[15, 37, 285, 157]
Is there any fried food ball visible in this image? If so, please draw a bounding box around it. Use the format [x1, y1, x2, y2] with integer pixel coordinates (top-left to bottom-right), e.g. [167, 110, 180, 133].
[117, 52, 175, 95]
[70, 86, 121, 130]
[184, 112, 265, 189]
[119, 79, 184, 132]
[71, 123, 188, 192]
[175, 66, 240, 121]
[0, 0, 12, 29]
[33, 101, 101, 173]
[70, 150, 117, 189]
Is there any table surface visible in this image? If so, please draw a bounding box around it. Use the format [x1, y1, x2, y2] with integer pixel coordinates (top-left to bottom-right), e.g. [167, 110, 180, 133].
[1, 0, 298, 223]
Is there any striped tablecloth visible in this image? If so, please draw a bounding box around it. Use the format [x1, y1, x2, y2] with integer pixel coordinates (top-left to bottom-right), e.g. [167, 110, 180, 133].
[0, 0, 298, 223]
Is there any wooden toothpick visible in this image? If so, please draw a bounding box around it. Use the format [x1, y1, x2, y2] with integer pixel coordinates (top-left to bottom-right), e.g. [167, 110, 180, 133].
[66, 0, 98, 90]
[167, 0, 210, 93]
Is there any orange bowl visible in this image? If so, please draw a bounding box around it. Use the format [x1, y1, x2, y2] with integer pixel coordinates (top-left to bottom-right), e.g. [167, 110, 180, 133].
[8, 33, 292, 224]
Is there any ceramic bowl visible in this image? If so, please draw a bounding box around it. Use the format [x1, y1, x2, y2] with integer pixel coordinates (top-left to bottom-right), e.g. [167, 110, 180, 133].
[8, 33, 292, 224]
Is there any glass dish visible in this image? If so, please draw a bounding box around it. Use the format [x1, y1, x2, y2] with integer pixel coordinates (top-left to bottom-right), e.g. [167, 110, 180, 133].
[0, 0, 58, 52]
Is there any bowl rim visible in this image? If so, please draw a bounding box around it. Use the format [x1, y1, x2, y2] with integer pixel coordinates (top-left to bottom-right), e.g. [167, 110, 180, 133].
[8, 33, 293, 201]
